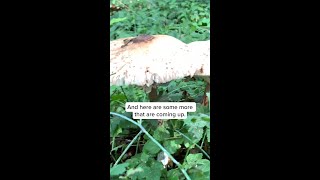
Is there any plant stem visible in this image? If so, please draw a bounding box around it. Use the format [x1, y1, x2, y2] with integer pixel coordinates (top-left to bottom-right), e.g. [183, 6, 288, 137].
[112, 136, 116, 152]
[200, 130, 207, 148]
[111, 144, 125, 152]
[113, 130, 143, 167]
[135, 135, 141, 155]
[164, 137, 182, 140]
[110, 153, 117, 162]
[185, 147, 191, 160]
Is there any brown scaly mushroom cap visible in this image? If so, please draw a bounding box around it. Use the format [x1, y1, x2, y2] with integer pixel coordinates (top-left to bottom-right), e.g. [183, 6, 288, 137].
[110, 35, 210, 87]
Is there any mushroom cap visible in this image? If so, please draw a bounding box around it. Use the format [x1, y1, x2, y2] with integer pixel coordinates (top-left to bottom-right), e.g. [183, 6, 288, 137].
[110, 35, 210, 86]
[187, 40, 210, 83]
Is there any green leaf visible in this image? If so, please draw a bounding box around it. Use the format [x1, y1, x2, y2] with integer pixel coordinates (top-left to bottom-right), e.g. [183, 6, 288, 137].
[167, 169, 183, 180]
[184, 116, 207, 128]
[163, 140, 181, 154]
[183, 153, 203, 169]
[182, 153, 210, 177]
[133, 163, 151, 179]
[197, 7, 204, 11]
[141, 152, 150, 163]
[110, 17, 127, 26]
[127, 160, 162, 180]
[143, 134, 150, 141]
[110, 163, 129, 176]
[197, 159, 210, 172]
[184, 141, 192, 148]
[125, 154, 142, 168]
[110, 118, 121, 136]
[186, 153, 203, 164]
[168, 92, 183, 101]
[110, 94, 126, 103]
[126, 167, 144, 177]
[143, 140, 161, 155]
[167, 81, 177, 92]
[183, 116, 206, 144]
[188, 169, 209, 180]
[110, 86, 118, 96]
[153, 126, 170, 142]
[113, 126, 122, 136]
[201, 116, 210, 123]
[145, 161, 163, 180]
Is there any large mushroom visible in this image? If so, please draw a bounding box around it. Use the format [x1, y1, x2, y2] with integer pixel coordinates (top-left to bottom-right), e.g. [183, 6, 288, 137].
[110, 34, 210, 102]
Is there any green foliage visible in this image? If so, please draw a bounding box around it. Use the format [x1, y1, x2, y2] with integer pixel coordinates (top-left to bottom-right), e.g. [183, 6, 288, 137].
[153, 126, 171, 142]
[167, 169, 184, 180]
[143, 139, 161, 155]
[110, 0, 211, 179]
[110, 0, 210, 43]
[121, 153, 164, 179]
[157, 78, 206, 102]
[163, 139, 182, 154]
[110, 96, 210, 179]
[183, 114, 210, 146]
[183, 154, 210, 179]
[110, 163, 129, 176]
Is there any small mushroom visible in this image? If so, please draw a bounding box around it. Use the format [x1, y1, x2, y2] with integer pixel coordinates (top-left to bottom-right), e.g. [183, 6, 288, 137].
[110, 34, 210, 102]
[157, 151, 172, 168]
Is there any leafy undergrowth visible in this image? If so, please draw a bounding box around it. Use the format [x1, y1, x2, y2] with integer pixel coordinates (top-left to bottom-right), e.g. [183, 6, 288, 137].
[110, 79, 210, 180]
[110, 0, 210, 43]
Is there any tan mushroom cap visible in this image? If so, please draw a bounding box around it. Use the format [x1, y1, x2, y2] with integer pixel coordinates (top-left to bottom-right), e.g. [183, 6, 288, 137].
[110, 35, 210, 86]
[188, 40, 210, 83]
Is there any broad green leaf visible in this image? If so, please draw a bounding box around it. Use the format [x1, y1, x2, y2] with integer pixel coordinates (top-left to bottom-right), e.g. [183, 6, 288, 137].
[126, 167, 144, 177]
[197, 159, 210, 172]
[153, 126, 170, 142]
[110, 118, 121, 136]
[110, 163, 129, 176]
[163, 140, 181, 154]
[188, 169, 209, 180]
[141, 152, 150, 163]
[113, 126, 122, 136]
[167, 169, 183, 180]
[125, 154, 142, 168]
[183, 153, 203, 169]
[132, 163, 151, 179]
[143, 140, 161, 155]
[167, 81, 177, 92]
[185, 127, 204, 144]
[183, 115, 209, 143]
[186, 153, 203, 164]
[183, 153, 210, 176]
[168, 92, 183, 102]
[184, 116, 207, 128]
[145, 161, 163, 180]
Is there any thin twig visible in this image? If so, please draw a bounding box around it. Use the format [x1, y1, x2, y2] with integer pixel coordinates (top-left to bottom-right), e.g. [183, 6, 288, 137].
[135, 135, 141, 155]
[200, 130, 207, 148]
[113, 130, 143, 167]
